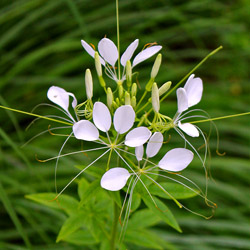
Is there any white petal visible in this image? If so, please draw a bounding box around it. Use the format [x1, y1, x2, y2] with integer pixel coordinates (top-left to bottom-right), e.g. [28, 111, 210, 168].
[47, 86, 69, 113]
[81, 40, 105, 65]
[68, 93, 77, 108]
[73, 120, 99, 141]
[177, 88, 188, 113]
[158, 148, 194, 172]
[135, 145, 144, 161]
[132, 45, 162, 67]
[101, 168, 131, 191]
[178, 122, 199, 137]
[184, 74, 203, 107]
[121, 39, 139, 66]
[146, 132, 163, 158]
[93, 102, 111, 132]
[98, 38, 118, 66]
[113, 105, 135, 134]
[125, 127, 152, 147]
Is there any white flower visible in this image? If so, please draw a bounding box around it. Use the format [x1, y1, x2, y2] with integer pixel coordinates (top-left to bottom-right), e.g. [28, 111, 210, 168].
[73, 102, 152, 147]
[173, 74, 203, 137]
[81, 38, 162, 81]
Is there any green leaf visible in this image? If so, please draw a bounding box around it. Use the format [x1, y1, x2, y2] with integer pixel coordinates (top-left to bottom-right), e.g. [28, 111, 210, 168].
[142, 194, 181, 232]
[78, 179, 101, 207]
[125, 229, 166, 249]
[77, 177, 89, 200]
[62, 229, 98, 246]
[130, 192, 141, 212]
[149, 182, 199, 200]
[56, 212, 86, 242]
[107, 190, 122, 208]
[128, 209, 161, 230]
[25, 192, 79, 215]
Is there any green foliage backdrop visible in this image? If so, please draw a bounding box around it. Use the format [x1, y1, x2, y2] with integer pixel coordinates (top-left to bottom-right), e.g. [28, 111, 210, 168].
[0, 0, 249, 249]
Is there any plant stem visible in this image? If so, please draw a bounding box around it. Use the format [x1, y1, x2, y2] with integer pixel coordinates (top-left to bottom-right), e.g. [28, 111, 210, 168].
[190, 112, 250, 124]
[0, 105, 73, 126]
[116, 0, 121, 80]
[110, 198, 119, 250]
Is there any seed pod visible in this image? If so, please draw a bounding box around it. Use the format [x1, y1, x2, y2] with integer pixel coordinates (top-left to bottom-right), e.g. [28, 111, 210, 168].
[126, 60, 132, 87]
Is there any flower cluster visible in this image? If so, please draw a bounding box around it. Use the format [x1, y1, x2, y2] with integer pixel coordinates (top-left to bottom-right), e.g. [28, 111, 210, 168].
[46, 37, 210, 228]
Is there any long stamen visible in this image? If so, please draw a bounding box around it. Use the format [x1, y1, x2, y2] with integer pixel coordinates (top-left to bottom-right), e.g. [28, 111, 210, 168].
[55, 149, 111, 198]
[116, 0, 121, 80]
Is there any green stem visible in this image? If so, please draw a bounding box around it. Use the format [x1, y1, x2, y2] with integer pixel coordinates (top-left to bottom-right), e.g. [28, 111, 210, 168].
[0, 105, 73, 126]
[110, 201, 119, 250]
[137, 46, 223, 115]
[116, 0, 121, 80]
[190, 112, 250, 124]
[160, 46, 223, 103]
[136, 91, 148, 112]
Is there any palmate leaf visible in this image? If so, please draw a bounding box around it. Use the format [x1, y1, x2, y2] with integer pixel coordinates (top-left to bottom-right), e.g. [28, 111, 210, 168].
[149, 182, 199, 200]
[25, 192, 79, 215]
[142, 194, 181, 233]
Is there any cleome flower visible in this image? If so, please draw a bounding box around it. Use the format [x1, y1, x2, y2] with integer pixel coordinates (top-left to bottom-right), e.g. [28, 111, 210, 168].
[81, 37, 162, 82]
[173, 74, 203, 137]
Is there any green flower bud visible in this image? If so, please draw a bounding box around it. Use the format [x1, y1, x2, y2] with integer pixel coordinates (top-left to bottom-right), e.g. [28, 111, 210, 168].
[85, 69, 93, 100]
[152, 82, 160, 113]
[131, 83, 137, 97]
[151, 53, 162, 79]
[126, 60, 132, 87]
[118, 84, 124, 99]
[115, 97, 120, 106]
[159, 81, 172, 96]
[131, 96, 136, 108]
[107, 87, 113, 109]
[125, 91, 131, 105]
[99, 76, 106, 88]
[94, 52, 102, 77]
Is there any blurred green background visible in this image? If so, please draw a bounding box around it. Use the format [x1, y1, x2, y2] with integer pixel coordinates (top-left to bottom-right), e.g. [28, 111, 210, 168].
[0, 0, 249, 249]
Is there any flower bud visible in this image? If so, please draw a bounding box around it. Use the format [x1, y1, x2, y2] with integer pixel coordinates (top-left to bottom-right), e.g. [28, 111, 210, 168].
[107, 87, 113, 109]
[152, 82, 160, 113]
[131, 96, 136, 108]
[85, 69, 93, 99]
[131, 83, 137, 97]
[151, 53, 162, 79]
[94, 52, 102, 77]
[125, 91, 131, 105]
[159, 81, 172, 96]
[126, 60, 132, 87]
[118, 84, 124, 99]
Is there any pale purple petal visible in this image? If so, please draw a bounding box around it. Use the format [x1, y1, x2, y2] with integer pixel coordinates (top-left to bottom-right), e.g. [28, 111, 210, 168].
[177, 88, 188, 113]
[114, 105, 135, 134]
[98, 38, 118, 66]
[135, 145, 144, 161]
[158, 148, 194, 172]
[184, 74, 203, 107]
[93, 102, 111, 132]
[121, 39, 139, 66]
[146, 132, 163, 158]
[178, 122, 199, 137]
[125, 127, 152, 147]
[101, 168, 131, 191]
[73, 120, 99, 141]
[132, 45, 162, 67]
